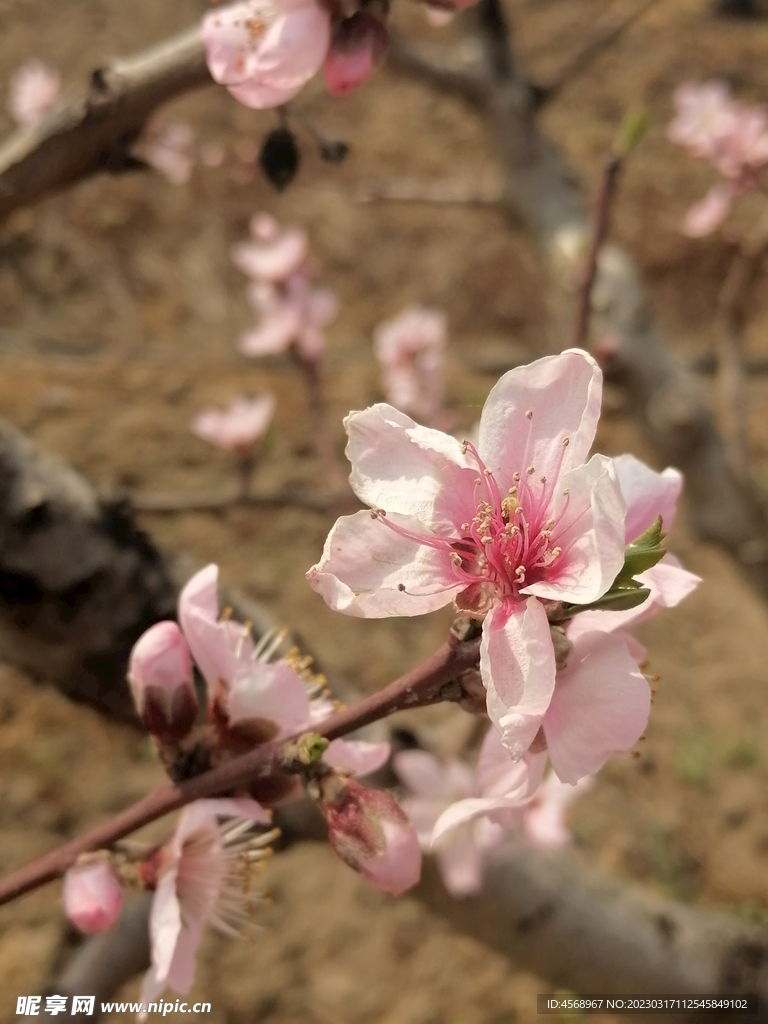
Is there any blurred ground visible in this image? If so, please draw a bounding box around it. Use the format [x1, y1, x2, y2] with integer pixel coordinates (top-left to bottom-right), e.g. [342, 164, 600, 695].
[1, 0, 768, 1020]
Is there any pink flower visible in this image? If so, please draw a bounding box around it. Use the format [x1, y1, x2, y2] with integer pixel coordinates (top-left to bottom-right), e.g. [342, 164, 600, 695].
[177, 564, 389, 772]
[374, 306, 447, 422]
[395, 738, 542, 896]
[308, 350, 644, 777]
[128, 621, 198, 741]
[323, 13, 388, 98]
[202, 0, 331, 110]
[668, 81, 737, 161]
[683, 183, 734, 237]
[138, 121, 195, 186]
[566, 453, 700, 660]
[140, 799, 273, 1003]
[523, 768, 592, 849]
[670, 82, 768, 236]
[7, 59, 60, 128]
[319, 777, 421, 895]
[231, 213, 308, 284]
[239, 274, 338, 362]
[192, 394, 276, 453]
[63, 859, 122, 935]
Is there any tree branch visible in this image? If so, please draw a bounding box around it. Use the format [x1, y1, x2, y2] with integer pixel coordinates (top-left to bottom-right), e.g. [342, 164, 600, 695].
[0, 633, 480, 907]
[0, 25, 211, 219]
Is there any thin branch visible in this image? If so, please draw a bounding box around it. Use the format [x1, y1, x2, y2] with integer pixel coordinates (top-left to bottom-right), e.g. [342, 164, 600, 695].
[540, 0, 662, 106]
[127, 485, 352, 514]
[715, 238, 767, 482]
[0, 634, 480, 907]
[385, 35, 488, 108]
[570, 153, 622, 350]
[0, 25, 211, 219]
[292, 351, 349, 494]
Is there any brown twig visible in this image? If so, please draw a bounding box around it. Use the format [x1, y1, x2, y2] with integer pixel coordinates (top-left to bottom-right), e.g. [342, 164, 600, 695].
[292, 351, 349, 494]
[715, 237, 767, 482]
[570, 153, 623, 351]
[0, 633, 480, 907]
[126, 484, 353, 514]
[540, 0, 662, 106]
[0, 25, 211, 219]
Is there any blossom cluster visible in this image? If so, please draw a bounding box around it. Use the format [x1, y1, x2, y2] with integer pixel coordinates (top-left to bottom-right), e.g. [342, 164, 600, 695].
[374, 306, 447, 425]
[233, 212, 338, 363]
[669, 80, 768, 236]
[308, 350, 698, 797]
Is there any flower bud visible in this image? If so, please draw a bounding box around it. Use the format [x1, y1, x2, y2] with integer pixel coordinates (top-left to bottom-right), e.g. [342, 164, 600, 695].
[323, 14, 388, 98]
[63, 859, 122, 934]
[128, 621, 198, 741]
[319, 777, 421, 896]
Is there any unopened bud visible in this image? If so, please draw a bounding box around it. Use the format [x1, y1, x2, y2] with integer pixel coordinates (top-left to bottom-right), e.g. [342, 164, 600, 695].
[128, 621, 198, 741]
[63, 858, 122, 934]
[323, 13, 388, 98]
[318, 777, 421, 896]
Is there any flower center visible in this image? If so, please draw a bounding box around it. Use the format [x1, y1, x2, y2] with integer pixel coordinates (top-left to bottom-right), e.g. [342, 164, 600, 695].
[372, 414, 578, 611]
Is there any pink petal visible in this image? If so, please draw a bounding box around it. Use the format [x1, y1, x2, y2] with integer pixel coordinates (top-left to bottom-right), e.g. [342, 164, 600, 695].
[147, 870, 184, 987]
[482, 599, 556, 761]
[238, 302, 301, 356]
[306, 509, 460, 617]
[613, 454, 682, 541]
[523, 772, 592, 849]
[683, 184, 733, 237]
[435, 833, 484, 897]
[523, 454, 626, 605]
[230, 230, 307, 283]
[362, 815, 422, 896]
[476, 728, 546, 798]
[63, 861, 122, 935]
[565, 553, 700, 639]
[344, 403, 475, 531]
[226, 661, 313, 735]
[395, 749, 471, 799]
[543, 631, 650, 783]
[324, 738, 392, 775]
[478, 349, 603, 493]
[177, 564, 237, 693]
[432, 794, 527, 844]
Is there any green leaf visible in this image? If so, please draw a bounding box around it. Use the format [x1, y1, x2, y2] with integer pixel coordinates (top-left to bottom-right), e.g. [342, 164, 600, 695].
[564, 588, 652, 617]
[621, 514, 667, 577]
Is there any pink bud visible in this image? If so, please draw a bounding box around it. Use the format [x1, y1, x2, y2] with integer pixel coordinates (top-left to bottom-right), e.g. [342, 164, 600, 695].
[321, 778, 421, 895]
[128, 621, 198, 740]
[63, 860, 122, 934]
[323, 14, 388, 98]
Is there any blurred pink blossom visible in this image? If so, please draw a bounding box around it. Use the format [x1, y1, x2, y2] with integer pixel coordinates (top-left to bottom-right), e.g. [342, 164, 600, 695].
[128, 621, 198, 741]
[323, 13, 388, 97]
[668, 81, 737, 160]
[7, 59, 60, 127]
[320, 777, 422, 895]
[307, 350, 650, 781]
[395, 736, 543, 896]
[202, 0, 331, 109]
[232, 213, 308, 283]
[139, 121, 195, 186]
[374, 306, 447, 422]
[670, 81, 768, 236]
[192, 394, 276, 453]
[523, 767, 592, 849]
[139, 799, 272, 1004]
[239, 273, 338, 362]
[63, 859, 122, 935]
